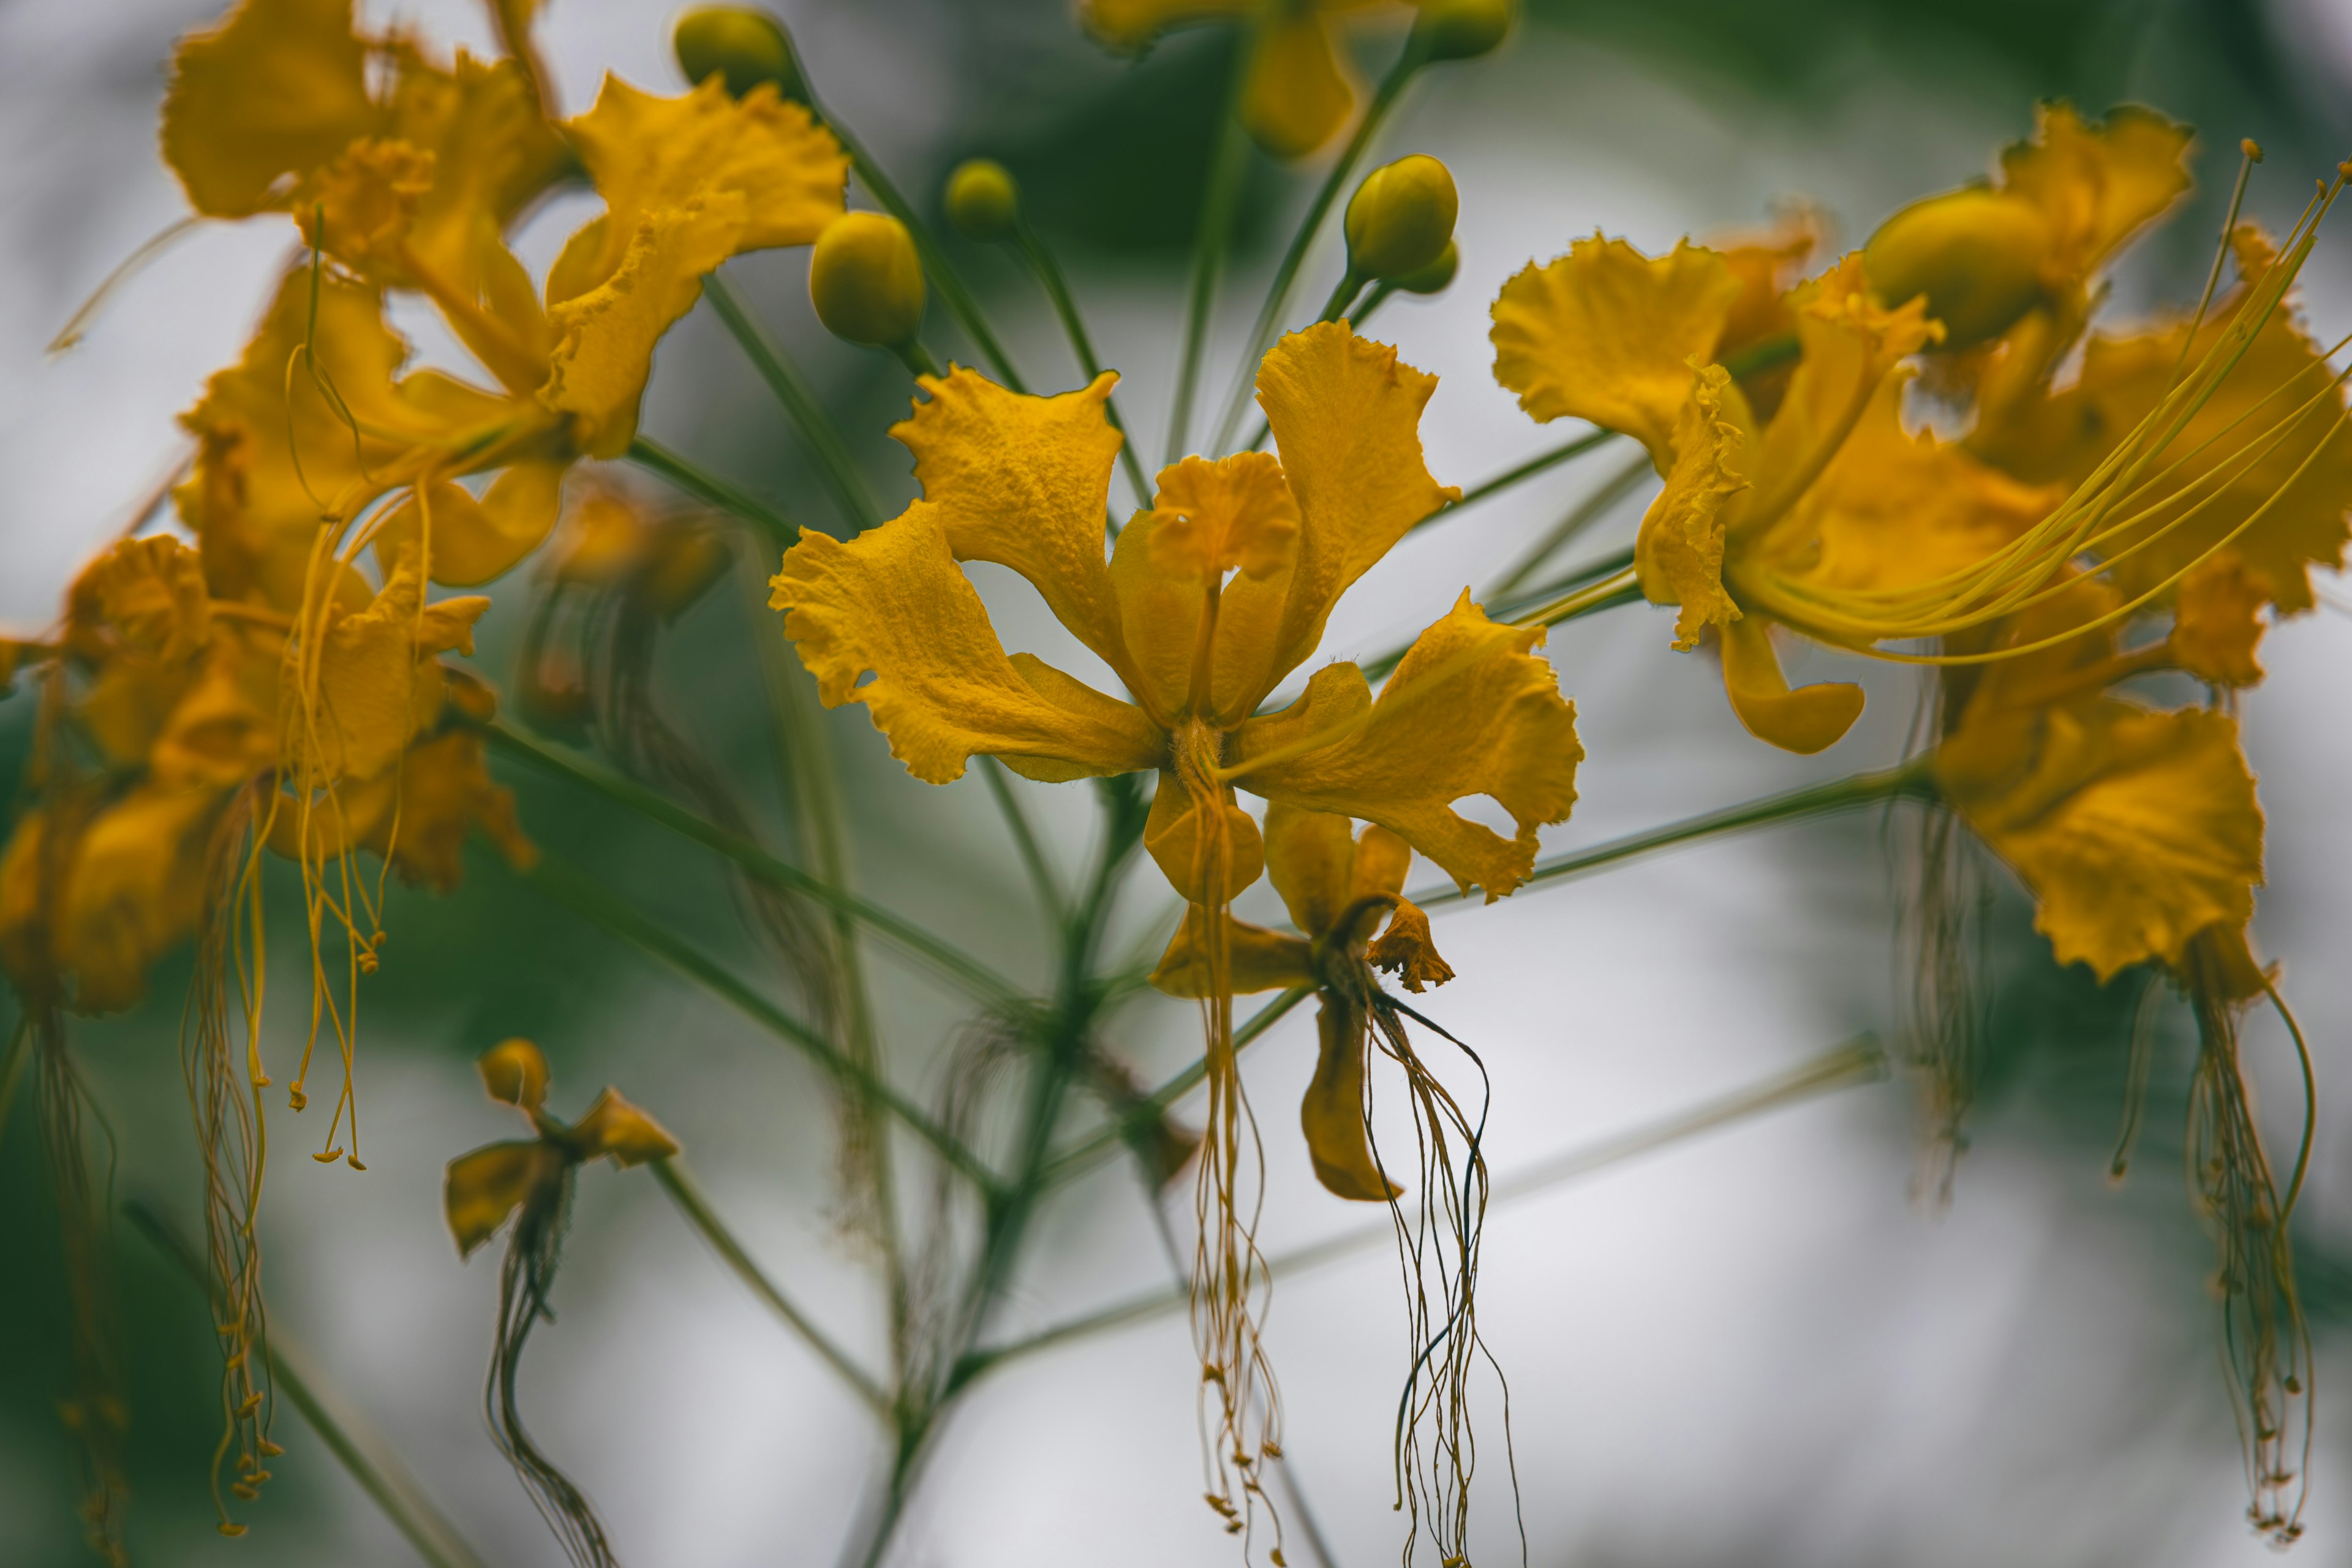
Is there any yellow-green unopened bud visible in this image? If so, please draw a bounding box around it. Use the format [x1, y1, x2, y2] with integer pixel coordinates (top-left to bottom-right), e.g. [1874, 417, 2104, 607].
[1344, 155, 1458, 282]
[674, 7, 807, 102]
[944, 159, 1019, 243]
[1412, 0, 1515, 62]
[1392, 239, 1459, 296]
[810, 213, 925, 347]
[1863, 188, 2051, 350]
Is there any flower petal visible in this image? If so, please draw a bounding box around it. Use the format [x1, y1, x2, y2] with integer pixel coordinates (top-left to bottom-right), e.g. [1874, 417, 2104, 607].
[772, 509, 1163, 785]
[1243, 13, 1353, 159]
[296, 552, 489, 783]
[1719, 616, 1863, 755]
[1367, 900, 1452, 992]
[1998, 104, 2193, 290]
[478, 1038, 550, 1112]
[893, 368, 1129, 669]
[1148, 907, 1314, 998]
[1214, 325, 1456, 720]
[1302, 1000, 1400, 1202]
[570, 1087, 682, 1167]
[159, 0, 379, 218]
[2169, 554, 2268, 688]
[1490, 233, 1741, 470]
[373, 461, 567, 587]
[1235, 592, 1581, 900]
[1145, 771, 1265, 904]
[444, 1139, 560, 1257]
[1634, 362, 1749, 650]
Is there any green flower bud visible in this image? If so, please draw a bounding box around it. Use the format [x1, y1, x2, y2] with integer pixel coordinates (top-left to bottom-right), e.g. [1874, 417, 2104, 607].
[1412, 0, 1516, 62]
[944, 159, 1020, 243]
[674, 7, 807, 102]
[1392, 239, 1459, 296]
[1863, 188, 2051, 350]
[810, 212, 926, 347]
[1344, 155, 1459, 282]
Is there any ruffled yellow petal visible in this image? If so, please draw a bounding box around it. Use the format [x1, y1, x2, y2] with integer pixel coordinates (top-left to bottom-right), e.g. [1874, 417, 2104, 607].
[1235, 591, 1581, 900]
[772, 510, 1164, 785]
[444, 1140, 561, 1256]
[1490, 233, 1741, 470]
[1634, 362, 1748, 650]
[1148, 907, 1314, 997]
[1970, 241, 2352, 614]
[1243, 13, 1353, 159]
[478, 1037, 551, 1112]
[1998, 103, 2193, 292]
[1144, 773, 1266, 905]
[384, 50, 571, 292]
[0, 787, 224, 1013]
[372, 461, 567, 588]
[1719, 615, 1863, 755]
[1213, 325, 1456, 721]
[1367, 900, 1452, 992]
[569, 1087, 682, 1167]
[543, 194, 750, 458]
[329, 728, 535, 893]
[160, 0, 379, 218]
[2169, 553, 2268, 688]
[149, 626, 281, 791]
[1302, 1001, 1400, 1202]
[893, 369, 1130, 668]
[554, 74, 846, 304]
[1939, 701, 2260, 981]
[293, 553, 488, 784]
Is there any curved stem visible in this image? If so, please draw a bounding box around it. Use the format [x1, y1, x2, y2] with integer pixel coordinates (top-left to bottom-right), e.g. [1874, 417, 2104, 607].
[1011, 221, 1155, 510]
[1167, 29, 1259, 465]
[703, 272, 884, 535]
[625, 437, 797, 551]
[1208, 37, 1427, 454]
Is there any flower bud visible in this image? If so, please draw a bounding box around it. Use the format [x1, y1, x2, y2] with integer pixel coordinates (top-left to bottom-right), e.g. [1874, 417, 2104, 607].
[944, 159, 1020, 243]
[1391, 239, 1459, 296]
[809, 213, 927, 347]
[674, 7, 807, 102]
[1412, 0, 1515, 62]
[1863, 188, 2051, 349]
[1344, 155, 1458, 282]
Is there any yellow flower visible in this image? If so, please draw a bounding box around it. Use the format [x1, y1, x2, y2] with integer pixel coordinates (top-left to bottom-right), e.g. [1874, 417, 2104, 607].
[1080, 0, 1406, 159]
[770, 323, 1583, 904]
[443, 1038, 679, 1257]
[1929, 578, 2261, 981]
[1494, 236, 2055, 752]
[1152, 802, 1454, 1200]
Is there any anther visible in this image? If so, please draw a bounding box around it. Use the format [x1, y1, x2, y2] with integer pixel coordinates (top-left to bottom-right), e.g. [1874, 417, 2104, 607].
[2241, 138, 2264, 163]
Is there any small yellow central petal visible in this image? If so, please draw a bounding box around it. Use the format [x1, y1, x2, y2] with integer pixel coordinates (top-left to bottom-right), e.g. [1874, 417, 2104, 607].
[1148, 453, 1301, 582]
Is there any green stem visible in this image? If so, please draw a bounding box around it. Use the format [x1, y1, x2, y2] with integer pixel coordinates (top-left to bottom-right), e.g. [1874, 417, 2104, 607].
[790, 60, 1025, 391]
[978, 756, 1065, 921]
[1011, 221, 1155, 510]
[891, 339, 943, 380]
[651, 1159, 892, 1414]
[1486, 448, 1653, 599]
[1357, 545, 1638, 684]
[126, 1203, 496, 1568]
[486, 719, 1017, 1008]
[704, 273, 884, 535]
[1208, 37, 1427, 454]
[1416, 762, 1934, 908]
[626, 436, 797, 551]
[1509, 563, 1643, 629]
[1166, 28, 1259, 465]
[0, 1012, 30, 1164]
[518, 853, 1000, 1194]
[1446, 428, 1619, 517]
[969, 1034, 1886, 1376]
[1038, 984, 1313, 1186]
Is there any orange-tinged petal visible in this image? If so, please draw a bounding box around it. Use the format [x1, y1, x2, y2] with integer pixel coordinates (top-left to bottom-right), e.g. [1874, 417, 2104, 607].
[556, 74, 846, 304]
[478, 1038, 550, 1112]
[1144, 772, 1266, 905]
[570, 1087, 681, 1167]
[1235, 592, 1581, 900]
[1367, 900, 1452, 992]
[1301, 1001, 1400, 1202]
[1148, 907, 1314, 997]
[1215, 325, 1456, 721]
[1718, 616, 1863, 755]
[1939, 701, 2260, 982]
[1243, 13, 1354, 159]
[1490, 234, 1741, 470]
[772, 510, 1164, 785]
[1634, 363, 1747, 650]
[445, 1139, 560, 1256]
[893, 369, 1129, 668]
[2169, 554, 2268, 688]
[160, 0, 379, 218]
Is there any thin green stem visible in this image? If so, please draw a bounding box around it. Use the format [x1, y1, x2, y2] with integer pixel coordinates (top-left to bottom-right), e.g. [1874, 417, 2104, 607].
[1038, 984, 1313, 1185]
[1416, 762, 1934, 908]
[1357, 545, 1638, 684]
[1446, 428, 1618, 517]
[1209, 37, 1428, 454]
[518, 852, 1001, 1194]
[651, 1159, 892, 1414]
[978, 756, 1065, 921]
[1486, 448, 1653, 599]
[892, 339, 943, 380]
[0, 1012, 30, 1164]
[486, 719, 1017, 1008]
[127, 1203, 496, 1568]
[1167, 29, 1259, 464]
[971, 1035, 1887, 1375]
[1509, 564, 1643, 629]
[626, 436, 797, 551]
[1011, 220, 1154, 510]
[704, 272, 884, 535]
